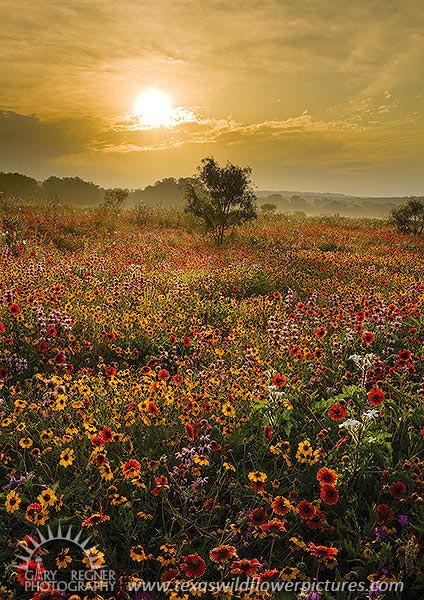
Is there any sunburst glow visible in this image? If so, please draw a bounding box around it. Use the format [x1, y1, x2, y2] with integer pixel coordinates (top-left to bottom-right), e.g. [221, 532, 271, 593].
[133, 88, 174, 128]
[132, 88, 197, 130]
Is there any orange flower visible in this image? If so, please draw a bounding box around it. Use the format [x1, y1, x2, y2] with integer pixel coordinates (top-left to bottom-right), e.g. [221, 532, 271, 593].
[122, 459, 141, 479]
[317, 468, 338, 486]
[81, 508, 110, 527]
[271, 496, 292, 516]
[320, 484, 339, 505]
[209, 545, 237, 563]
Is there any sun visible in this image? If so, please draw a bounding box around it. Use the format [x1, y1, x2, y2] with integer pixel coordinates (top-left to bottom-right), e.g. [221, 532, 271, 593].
[133, 88, 173, 128]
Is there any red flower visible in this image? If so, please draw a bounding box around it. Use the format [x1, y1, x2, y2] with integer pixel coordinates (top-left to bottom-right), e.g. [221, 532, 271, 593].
[0, 322, 5, 333]
[314, 327, 327, 338]
[249, 507, 268, 526]
[81, 509, 110, 527]
[169, 335, 177, 344]
[151, 475, 169, 496]
[271, 496, 291, 516]
[328, 403, 346, 421]
[183, 337, 192, 347]
[317, 468, 338, 486]
[25, 503, 44, 523]
[389, 481, 407, 499]
[368, 388, 384, 406]
[297, 500, 316, 519]
[320, 484, 339, 505]
[259, 519, 286, 534]
[173, 374, 183, 384]
[122, 459, 141, 478]
[91, 436, 105, 447]
[306, 510, 327, 530]
[271, 373, 286, 387]
[264, 425, 273, 439]
[398, 349, 411, 361]
[54, 351, 66, 364]
[230, 558, 260, 576]
[308, 543, 338, 564]
[38, 340, 47, 353]
[100, 426, 114, 442]
[9, 303, 20, 315]
[376, 503, 394, 525]
[362, 331, 375, 345]
[157, 369, 170, 381]
[180, 553, 206, 578]
[209, 545, 237, 563]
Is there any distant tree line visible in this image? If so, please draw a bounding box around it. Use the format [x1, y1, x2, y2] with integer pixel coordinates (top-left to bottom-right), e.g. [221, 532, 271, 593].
[0, 170, 411, 219]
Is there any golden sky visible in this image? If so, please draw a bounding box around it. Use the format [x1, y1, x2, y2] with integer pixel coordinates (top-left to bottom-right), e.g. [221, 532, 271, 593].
[1, 0, 423, 195]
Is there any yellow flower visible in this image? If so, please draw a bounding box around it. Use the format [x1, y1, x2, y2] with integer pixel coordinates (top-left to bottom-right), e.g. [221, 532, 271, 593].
[59, 448, 74, 467]
[5, 490, 21, 513]
[82, 547, 105, 568]
[223, 462, 236, 472]
[56, 547, 72, 568]
[19, 437, 33, 449]
[193, 454, 209, 466]
[248, 471, 267, 483]
[222, 403, 236, 418]
[130, 545, 152, 562]
[38, 488, 57, 507]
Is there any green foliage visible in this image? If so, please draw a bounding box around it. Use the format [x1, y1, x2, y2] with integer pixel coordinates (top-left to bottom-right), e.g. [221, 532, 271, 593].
[390, 196, 424, 234]
[184, 156, 257, 245]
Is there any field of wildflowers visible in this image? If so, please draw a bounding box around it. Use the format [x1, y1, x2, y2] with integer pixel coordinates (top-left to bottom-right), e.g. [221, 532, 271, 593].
[1, 207, 423, 600]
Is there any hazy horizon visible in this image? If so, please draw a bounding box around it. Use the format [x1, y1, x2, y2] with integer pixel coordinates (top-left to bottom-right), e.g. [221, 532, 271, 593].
[2, 0, 423, 196]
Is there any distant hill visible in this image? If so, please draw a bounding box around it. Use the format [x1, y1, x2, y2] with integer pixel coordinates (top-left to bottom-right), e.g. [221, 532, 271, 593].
[0, 170, 415, 218]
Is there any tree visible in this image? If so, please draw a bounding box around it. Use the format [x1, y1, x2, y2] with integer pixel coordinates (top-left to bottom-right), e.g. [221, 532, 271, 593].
[184, 157, 257, 245]
[260, 203, 278, 214]
[102, 188, 129, 213]
[390, 197, 424, 234]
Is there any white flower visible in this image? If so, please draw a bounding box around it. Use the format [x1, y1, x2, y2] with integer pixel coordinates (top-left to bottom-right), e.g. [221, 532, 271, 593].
[348, 354, 362, 366]
[362, 409, 379, 420]
[338, 419, 361, 430]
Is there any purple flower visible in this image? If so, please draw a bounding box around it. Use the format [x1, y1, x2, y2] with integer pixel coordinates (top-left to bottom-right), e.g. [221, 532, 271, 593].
[398, 514, 409, 527]
[371, 526, 388, 539]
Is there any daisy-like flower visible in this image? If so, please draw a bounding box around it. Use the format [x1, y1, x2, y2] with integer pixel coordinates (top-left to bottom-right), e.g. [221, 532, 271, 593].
[376, 503, 394, 525]
[122, 459, 141, 479]
[222, 402, 236, 417]
[328, 403, 346, 421]
[38, 488, 57, 507]
[390, 480, 407, 499]
[368, 388, 384, 406]
[81, 508, 110, 527]
[362, 331, 375, 345]
[259, 519, 286, 535]
[308, 543, 338, 568]
[19, 437, 33, 449]
[249, 507, 268, 526]
[130, 545, 152, 562]
[316, 468, 338, 486]
[271, 496, 292, 516]
[5, 490, 21, 513]
[230, 558, 260, 576]
[209, 545, 237, 563]
[297, 500, 316, 520]
[320, 484, 339, 505]
[59, 448, 74, 467]
[26, 503, 49, 526]
[82, 547, 105, 568]
[180, 553, 206, 578]
[56, 548, 72, 569]
[271, 373, 286, 387]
